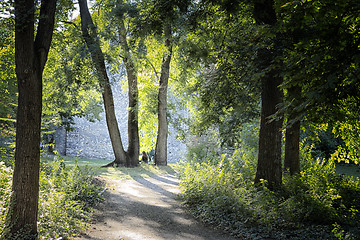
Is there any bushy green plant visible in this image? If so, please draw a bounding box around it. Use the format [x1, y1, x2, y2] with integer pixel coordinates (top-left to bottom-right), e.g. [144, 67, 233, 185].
[179, 142, 360, 239]
[281, 147, 360, 228]
[38, 158, 104, 239]
[0, 162, 12, 232]
[184, 133, 222, 165]
[0, 158, 104, 239]
[0, 117, 16, 167]
[179, 146, 260, 235]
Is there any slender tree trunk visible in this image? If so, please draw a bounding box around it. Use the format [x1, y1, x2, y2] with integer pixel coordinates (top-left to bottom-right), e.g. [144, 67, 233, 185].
[79, 0, 128, 166]
[284, 86, 301, 175]
[2, 0, 56, 238]
[155, 25, 172, 166]
[253, 0, 284, 189]
[118, 19, 140, 167]
[284, 120, 300, 174]
[64, 128, 67, 155]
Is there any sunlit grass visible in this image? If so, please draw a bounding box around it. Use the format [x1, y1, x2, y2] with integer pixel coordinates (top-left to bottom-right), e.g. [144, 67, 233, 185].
[41, 155, 180, 180]
[335, 163, 360, 178]
[41, 155, 360, 180]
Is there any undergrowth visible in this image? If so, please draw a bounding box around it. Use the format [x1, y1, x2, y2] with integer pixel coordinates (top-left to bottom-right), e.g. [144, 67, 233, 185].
[178, 143, 360, 240]
[0, 157, 105, 239]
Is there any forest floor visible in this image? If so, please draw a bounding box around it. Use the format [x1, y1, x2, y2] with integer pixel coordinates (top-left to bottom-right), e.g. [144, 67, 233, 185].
[72, 163, 240, 240]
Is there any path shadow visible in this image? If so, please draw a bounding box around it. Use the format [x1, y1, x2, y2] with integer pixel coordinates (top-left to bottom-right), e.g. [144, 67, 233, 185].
[74, 163, 239, 240]
[76, 184, 239, 240]
[132, 176, 178, 200]
[150, 174, 179, 186]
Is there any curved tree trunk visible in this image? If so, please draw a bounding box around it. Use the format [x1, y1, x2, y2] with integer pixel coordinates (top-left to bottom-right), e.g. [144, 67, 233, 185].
[118, 19, 140, 167]
[2, 0, 57, 238]
[79, 0, 128, 166]
[155, 25, 172, 166]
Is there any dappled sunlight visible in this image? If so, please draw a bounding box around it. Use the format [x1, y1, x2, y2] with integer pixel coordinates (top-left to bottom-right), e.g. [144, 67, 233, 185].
[120, 229, 157, 240]
[115, 176, 181, 208]
[119, 181, 147, 198]
[71, 171, 236, 240]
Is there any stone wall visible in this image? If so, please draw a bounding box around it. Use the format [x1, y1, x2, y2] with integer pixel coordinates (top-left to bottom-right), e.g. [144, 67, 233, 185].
[54, 80, 187, 163]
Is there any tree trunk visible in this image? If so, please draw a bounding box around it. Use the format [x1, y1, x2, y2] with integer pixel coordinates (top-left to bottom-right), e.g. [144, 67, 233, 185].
[118, 19, 140, 167]
[2, 0, 56, 238]
[284, 86, 301, 175]
[254, 67, 284, 189]
[284, 120, 300, 174]
[79, 0, 128, 166]
[64, 128, 67, 155]
[253, 0, 284, 189]
[155, 25, 172, 166]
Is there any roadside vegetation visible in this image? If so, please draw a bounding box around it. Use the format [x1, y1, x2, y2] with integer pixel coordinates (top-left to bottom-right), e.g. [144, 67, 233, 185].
[178, 131, 360, 240]
[0, 151, 178, 239]
[0, 155, 104, 240]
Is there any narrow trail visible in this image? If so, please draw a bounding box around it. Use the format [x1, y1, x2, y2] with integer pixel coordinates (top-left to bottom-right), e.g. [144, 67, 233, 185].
[73, 171, 239, 240]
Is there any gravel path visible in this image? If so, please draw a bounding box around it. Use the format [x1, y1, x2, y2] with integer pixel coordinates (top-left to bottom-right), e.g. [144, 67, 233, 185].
[73, 172, 240, 240]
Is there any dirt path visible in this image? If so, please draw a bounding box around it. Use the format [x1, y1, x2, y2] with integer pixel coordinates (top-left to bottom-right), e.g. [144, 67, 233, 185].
[73, 172, 239, 240]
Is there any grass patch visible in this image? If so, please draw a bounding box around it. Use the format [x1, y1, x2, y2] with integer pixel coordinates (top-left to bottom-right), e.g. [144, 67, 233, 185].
[42, 155, 179, 180]
[97, 162, 179, 180]
[336, 163, 360, 178]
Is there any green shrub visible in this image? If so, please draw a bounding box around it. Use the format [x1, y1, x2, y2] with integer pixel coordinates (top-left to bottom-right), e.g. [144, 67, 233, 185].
[179, 143, 360, 239]
[0, 162, 12, 232]
[0, 158, 104, 239]
[184, 134, 222, 165]
[38, 158, 104, 239]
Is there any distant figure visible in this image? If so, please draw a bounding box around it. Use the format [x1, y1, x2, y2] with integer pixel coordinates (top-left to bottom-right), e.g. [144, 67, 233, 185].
[48, 137, 54, 154]
[141, 151, 148, 163]
[148, 149, 155, 162]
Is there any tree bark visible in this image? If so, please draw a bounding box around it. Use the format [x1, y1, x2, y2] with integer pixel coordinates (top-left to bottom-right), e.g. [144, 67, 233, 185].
[118, 18, 140, 167]
[155, 24, 172, 166]
[284, 86, 301, 175]
[284, 119, 300, 174]
[254, 66, 284, 189]
[2, 0, 56, 238]
[253, 0, 284, 189]
[79, 0, 128, 166]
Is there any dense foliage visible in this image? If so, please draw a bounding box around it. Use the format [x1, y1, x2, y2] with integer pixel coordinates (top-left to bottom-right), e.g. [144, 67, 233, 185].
[179, 135, 360, 239]
[0, 158, 104, 239]
[43, 22, 103, 131]
[279, 0, 360, 164]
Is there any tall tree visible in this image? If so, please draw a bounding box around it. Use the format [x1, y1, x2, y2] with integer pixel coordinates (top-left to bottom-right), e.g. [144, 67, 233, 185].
[154, 24, 172, 165]
[116, 6, 140, 167]
[2, 0, 57, 238]
[253, 0, 284, 189]
[178, 0, 284, 186]
[78, 0, 130, 166]
[133, 0, 190, 165]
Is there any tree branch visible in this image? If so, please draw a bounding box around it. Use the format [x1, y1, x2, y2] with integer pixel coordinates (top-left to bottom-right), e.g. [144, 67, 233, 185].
[34, 0, 57, 72]
[145, 57, 159, 79]
[61, 21, 79, 29]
